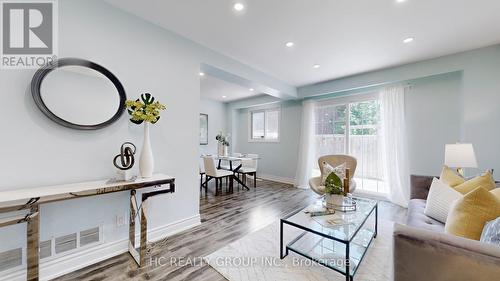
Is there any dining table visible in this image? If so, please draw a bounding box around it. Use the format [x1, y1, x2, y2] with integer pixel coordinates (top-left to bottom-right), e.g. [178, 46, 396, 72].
[214, 154, 260, 191]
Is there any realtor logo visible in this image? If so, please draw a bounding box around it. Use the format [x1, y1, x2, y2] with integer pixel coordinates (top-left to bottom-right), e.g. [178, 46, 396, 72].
[1, 0, 58, 69]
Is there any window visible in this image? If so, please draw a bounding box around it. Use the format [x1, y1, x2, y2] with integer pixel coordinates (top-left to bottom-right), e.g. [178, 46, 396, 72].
[313, 94, 386, 194]
[250, 108, 280, 142]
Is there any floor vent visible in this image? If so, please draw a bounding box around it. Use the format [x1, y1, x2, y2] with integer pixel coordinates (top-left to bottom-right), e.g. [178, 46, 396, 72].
[39, 240, 52, 259]
[0, 226, 101, 271]
[55, 233, 77, 254]
[0, 248, 22, 272]
[80, 227, 100, 247]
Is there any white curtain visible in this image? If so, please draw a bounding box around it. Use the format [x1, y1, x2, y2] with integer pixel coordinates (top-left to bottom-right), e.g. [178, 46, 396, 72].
[379, 85, 410, 207]
[295, 100, 317, 189]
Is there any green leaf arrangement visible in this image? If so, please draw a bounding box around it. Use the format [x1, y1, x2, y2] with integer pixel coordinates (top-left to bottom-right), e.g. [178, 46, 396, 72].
[215, 132, 230, 146]
[125, 93, 166, 125]
[324, 172, 344, 195]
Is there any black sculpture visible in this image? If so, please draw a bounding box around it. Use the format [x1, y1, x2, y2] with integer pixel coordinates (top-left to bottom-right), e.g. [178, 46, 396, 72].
[113, 142, 136, 170]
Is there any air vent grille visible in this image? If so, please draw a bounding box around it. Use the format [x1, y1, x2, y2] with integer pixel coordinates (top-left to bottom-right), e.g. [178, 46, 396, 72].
[1, 226, 101, 269]
[80, 227, 100, 247]
[0, 248, 22, 272]
[55, 233, 77, 254]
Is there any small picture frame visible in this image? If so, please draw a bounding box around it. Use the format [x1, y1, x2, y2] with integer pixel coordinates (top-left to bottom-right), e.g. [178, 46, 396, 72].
[200, 113, 208, 145]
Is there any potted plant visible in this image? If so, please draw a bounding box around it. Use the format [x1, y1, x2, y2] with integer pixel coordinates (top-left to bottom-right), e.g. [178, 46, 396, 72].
[125, 93, 166, 178]
[215, 132, 230, 156]
[324, 172, 345, 208]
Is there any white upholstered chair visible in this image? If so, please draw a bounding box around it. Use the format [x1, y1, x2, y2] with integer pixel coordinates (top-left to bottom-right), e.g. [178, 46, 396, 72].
[236, 154, 258, 188]
[203, 156, 234, 195]
[309, 155, 357, 195]
[199, 159, 205, 193]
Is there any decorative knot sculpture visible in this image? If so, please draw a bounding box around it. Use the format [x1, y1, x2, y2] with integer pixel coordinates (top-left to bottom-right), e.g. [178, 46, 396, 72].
[113, 142, 136, 170]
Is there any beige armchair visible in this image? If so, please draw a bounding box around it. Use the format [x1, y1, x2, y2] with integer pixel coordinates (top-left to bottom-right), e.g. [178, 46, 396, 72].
[309, 155, 357, 195]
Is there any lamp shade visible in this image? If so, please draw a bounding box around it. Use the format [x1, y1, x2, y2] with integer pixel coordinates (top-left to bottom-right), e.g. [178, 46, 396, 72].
[444, 143, 478, 168]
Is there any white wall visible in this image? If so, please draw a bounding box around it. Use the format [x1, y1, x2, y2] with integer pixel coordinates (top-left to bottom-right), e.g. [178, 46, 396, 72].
[0, 1, 291, 279]
[199, 98, 227, 155]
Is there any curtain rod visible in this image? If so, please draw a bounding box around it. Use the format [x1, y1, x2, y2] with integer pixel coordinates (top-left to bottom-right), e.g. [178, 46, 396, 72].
[304, 70, 461, 101]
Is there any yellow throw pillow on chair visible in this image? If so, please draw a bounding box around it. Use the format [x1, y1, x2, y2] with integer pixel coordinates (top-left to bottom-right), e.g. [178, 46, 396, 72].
[445, 187, 500, 240]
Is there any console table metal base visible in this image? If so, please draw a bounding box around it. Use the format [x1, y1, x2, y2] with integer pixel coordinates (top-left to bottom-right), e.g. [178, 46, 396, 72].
[0, 175, 175, 281]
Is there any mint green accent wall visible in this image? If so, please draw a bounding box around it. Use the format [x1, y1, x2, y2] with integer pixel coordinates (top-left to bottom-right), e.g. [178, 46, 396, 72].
[199, 98, 227, 156]
[233, 100, 302, 181]
[405, 72, 462, 175]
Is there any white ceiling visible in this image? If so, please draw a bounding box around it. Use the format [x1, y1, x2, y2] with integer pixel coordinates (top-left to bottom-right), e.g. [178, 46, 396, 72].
[201, 74, 259, 102]
[106, 0, 500, 87]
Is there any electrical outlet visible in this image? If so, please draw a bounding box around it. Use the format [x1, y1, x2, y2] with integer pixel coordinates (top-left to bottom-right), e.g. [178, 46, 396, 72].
[116, 213, 128, 227]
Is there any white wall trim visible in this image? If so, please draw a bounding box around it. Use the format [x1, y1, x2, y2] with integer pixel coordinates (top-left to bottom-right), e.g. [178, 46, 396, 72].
[258, 174, 296, 186]
[0, 215, 201, 281]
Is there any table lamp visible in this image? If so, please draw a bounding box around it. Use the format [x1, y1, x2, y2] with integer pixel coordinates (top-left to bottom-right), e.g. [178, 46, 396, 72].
[444, 143, 478, 177]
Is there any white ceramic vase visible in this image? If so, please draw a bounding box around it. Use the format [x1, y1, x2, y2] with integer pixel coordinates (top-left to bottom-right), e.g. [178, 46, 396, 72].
[139, 122, 154, 178]
[223, 146, 228, 156]
[218, 142, 224, 156]
[325, 194, 344, 208]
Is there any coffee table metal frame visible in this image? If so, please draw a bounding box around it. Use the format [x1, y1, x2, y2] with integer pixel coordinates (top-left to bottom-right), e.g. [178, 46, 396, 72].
[280, 198, 378, 281]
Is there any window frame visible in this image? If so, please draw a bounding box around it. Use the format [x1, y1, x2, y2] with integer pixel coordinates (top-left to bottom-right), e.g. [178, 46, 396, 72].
[248, 107, 281, 143]
[313, 92, 386, 193]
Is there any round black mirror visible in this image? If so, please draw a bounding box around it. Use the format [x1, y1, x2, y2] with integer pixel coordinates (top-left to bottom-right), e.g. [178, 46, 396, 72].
[31, 58, 126, 130]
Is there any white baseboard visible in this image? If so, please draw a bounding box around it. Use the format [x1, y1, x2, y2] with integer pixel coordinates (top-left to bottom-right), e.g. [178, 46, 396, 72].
[1, 214, 201, 281]
[258, 174, 296, 185]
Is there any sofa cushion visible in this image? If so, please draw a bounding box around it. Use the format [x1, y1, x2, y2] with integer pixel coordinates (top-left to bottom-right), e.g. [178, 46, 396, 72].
[424, 178, 462, 223]
[445, 187, 500, 240]
[453, 170, 496, 194]
[480, 217, 500, 246]
[407, 199, 445, 232]
[490, 187, 500, 200]
[440, 165, 465, 187]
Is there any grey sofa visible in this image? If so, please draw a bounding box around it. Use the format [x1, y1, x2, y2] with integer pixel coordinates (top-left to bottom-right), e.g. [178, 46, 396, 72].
[392, 175, 500, 281]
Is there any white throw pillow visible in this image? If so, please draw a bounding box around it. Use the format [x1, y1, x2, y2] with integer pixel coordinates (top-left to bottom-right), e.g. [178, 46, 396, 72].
[321, 162, 346, 186]
[424, 178, 463, 223]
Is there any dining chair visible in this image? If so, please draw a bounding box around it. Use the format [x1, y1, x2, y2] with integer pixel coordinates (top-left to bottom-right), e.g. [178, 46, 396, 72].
[199, 160, 205, 193]
[202, 156, 234, 195]
[236, 154, 258, 188]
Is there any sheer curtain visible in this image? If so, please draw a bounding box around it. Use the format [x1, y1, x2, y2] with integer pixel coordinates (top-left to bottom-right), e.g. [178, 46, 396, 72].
[379, 85, 410, 207]
[295, 100, 317, 189]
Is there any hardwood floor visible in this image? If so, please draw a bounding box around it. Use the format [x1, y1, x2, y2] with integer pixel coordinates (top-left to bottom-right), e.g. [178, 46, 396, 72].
[55, 179, 406, 281]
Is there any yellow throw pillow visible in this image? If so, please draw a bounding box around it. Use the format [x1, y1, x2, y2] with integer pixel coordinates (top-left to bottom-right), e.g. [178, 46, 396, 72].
[453, 171, 496, 194]
[445, 187, 500, 240]
[440, 165, 465, 187]
[491, 188, 500, 200]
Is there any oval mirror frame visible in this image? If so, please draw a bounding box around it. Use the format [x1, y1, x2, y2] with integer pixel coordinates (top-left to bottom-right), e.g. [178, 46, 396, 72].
[31, 58, 126, 130]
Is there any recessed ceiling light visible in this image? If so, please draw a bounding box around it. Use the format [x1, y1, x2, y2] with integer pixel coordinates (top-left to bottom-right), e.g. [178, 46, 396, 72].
[222, 95, 227, 98]
[249, 88, 254, 91]
[396, 0, 406, 3]
[403, 37, 414, 43]
[285, 42, 295, 48]
[313, 64, 321, 69]
[199, 72, 205, 76]
[233, 3, 245, 11]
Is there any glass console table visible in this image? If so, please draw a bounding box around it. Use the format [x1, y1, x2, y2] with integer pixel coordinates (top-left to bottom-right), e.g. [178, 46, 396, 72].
[280, 197, 378, 281]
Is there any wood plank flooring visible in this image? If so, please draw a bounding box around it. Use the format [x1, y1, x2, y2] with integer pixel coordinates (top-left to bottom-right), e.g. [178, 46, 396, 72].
[54, 179, 406, 281]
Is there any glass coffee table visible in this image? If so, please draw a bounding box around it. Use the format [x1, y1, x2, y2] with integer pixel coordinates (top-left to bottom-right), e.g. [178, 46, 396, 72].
[280, 197, 378, 281]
